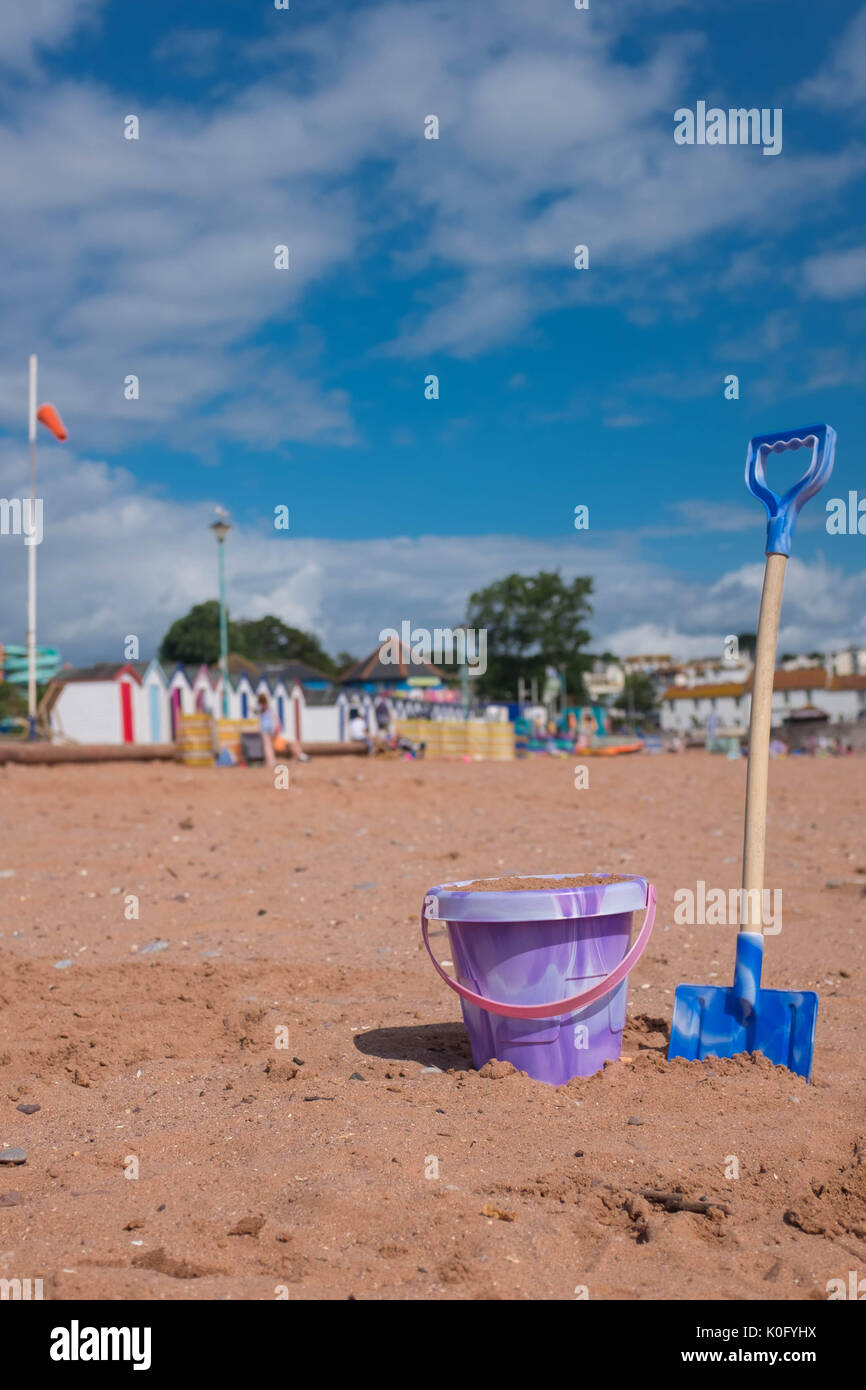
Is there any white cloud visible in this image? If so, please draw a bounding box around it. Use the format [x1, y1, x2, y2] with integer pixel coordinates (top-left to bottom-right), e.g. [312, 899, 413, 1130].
[799, 5, 866, 110]
[0, 0, 862, 455]
[0, 0, 104, 73]
[801, 244, 866, 299]
[1, 446, 861, 668]
[603, 623, 728, 661]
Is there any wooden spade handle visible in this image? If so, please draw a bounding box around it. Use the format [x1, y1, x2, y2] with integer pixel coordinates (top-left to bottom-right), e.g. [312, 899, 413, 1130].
[741, 552, 787, 927]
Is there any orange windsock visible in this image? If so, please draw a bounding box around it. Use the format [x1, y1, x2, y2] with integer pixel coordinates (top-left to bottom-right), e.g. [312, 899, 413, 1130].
[37, 403, 68, 441]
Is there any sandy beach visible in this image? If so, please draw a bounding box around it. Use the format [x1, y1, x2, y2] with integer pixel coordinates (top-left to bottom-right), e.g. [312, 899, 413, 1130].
[0, 752, 863, 1300]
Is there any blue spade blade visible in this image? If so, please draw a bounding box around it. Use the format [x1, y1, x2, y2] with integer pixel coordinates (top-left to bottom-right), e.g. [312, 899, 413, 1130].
[668, 931, 818, 1081]
[668, 983, 818, 1080]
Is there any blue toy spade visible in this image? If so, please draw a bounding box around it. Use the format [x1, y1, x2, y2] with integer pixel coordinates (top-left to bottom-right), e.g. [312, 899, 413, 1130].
[668, 425, 837, 1081]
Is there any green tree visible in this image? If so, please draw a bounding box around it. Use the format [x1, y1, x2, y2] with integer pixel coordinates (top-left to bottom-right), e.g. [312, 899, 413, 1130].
[0, 681, 27, 719]
[621, 672, 657, 717]
[235, 616, 337, 673]
[465, 570, 593, 700]
[159, 603, 338, 673]
[159, 600, 247, 667]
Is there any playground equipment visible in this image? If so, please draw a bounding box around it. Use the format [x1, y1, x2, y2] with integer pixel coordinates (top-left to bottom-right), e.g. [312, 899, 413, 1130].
[2, 643, 61, 685]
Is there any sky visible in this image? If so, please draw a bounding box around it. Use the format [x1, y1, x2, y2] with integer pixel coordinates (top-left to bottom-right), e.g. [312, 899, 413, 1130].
[0, 0, 865, 668]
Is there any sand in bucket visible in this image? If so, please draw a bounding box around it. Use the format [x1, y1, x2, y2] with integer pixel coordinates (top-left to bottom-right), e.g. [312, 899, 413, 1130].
[422, 872, 657, 1085]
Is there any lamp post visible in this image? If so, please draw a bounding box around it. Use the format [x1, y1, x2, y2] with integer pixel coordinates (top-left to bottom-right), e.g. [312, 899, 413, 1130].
[210, 510, 231, 718]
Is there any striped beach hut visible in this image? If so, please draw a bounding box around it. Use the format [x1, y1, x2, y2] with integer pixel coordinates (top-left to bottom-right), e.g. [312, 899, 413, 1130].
[44, 663, 143, 745]
[166, 664, 194, 739]
[133, 659, 171, 744]
[234, 671, 257, 720]
[191, 664, 218, 714]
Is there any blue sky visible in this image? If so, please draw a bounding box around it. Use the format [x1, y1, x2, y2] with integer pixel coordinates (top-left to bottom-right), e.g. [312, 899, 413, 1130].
[0, 0, 865, 665]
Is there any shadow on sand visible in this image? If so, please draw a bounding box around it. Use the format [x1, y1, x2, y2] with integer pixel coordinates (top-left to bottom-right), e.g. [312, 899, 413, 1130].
[353, 1021, 474, 1071]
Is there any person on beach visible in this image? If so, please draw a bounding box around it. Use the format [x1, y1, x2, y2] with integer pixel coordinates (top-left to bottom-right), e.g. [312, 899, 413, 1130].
[258, 692, 309, 765]
[374, 694, 394, 748]
[348, 705, 375, 754]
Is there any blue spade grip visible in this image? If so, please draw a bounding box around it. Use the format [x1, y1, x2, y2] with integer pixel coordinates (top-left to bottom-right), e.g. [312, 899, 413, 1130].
[745, 424, 836, 556]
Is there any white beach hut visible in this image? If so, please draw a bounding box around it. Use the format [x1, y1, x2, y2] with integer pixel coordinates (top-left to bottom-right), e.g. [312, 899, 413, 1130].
[133, 659, 171, 744]
[191, 664, 218, 715]
[166, 664, 194, 739]
[45, 663, 143, 744]
[270, 674, 292, 734]
[233, 671, 257, 720]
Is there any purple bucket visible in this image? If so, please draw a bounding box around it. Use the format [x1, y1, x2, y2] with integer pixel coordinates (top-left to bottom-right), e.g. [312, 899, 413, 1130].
[422, 874, 657, 1086]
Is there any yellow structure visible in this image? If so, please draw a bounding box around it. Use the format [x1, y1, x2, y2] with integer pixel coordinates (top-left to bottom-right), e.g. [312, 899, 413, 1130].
[177, 712, 215, 766]
[397, 718, 514, 761]
[215, 716, 258, 762]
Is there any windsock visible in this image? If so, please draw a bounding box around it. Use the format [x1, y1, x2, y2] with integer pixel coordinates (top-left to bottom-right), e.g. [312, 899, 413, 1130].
[37, 403, 68, 441]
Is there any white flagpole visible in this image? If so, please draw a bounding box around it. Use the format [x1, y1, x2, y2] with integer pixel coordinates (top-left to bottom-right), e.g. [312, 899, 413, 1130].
[27, 353, 37, 740]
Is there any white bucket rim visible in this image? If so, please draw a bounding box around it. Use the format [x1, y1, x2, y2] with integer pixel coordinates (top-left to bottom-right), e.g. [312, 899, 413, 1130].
[424, 872, 648, 922]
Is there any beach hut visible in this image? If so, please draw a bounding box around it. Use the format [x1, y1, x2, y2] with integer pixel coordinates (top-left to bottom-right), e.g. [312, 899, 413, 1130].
[44, 663, 144, 744]
[335, 689, 351, 742]
[290, 679, 306, 744]
[233, 671, 256, 720]
[253, 673, 274, 717]
[260, 673, 288, 732]
[133, 659, 171, 744]
[191, 664, 218, 714]
[166, 664, 194, 739]
[209, 669, 234, 719]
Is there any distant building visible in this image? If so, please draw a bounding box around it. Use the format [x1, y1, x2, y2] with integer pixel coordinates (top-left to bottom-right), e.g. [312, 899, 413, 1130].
[829, 646, 866, 678]
[259, 660, 335, 692]
[621, 653, 676, 676]
[585, 659, 625, 702]
[618, 652, 683, 701]
[38, 655, 352, 747]
[660, 665, 866, 733]
[43, 663, 146, 744]
[779, 653, 824, 671]
[339, 641, 458, 704]
[660, 681, 748, 735]
[813, 673, 866, 722]
[674, 654, 753, 688]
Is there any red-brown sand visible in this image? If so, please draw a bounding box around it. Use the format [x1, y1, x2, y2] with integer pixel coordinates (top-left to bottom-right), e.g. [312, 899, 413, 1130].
[445, 873, 631, 892]
[0, 753, 863, 1300]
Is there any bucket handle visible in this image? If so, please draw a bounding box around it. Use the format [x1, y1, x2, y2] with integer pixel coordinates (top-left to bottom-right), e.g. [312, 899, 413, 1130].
[421, 883, 656, 1021]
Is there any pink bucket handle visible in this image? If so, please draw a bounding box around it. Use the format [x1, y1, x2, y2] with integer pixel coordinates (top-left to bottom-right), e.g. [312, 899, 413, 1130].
[421, 883, 657, 1020]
